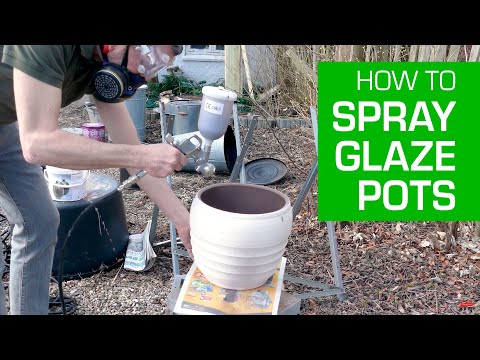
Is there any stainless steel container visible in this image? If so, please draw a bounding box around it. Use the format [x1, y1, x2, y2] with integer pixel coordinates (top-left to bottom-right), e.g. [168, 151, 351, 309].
[164, 100, 202, 135]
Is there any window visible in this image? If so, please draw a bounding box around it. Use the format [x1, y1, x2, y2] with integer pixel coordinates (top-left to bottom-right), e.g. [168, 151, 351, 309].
[183, 45, 225, 61]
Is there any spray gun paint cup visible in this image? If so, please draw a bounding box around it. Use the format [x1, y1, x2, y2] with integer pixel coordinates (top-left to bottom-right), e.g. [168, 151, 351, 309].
[198, 86, 238, 144]
[196, 86, 237, 175]
[81, 122, 106, 142]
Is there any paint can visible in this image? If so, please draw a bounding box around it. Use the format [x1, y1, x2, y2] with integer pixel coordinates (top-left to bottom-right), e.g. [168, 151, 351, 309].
[81, 122, 106, 142]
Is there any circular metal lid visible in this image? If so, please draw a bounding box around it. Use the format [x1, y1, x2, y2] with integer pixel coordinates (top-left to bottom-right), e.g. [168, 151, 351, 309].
[244, 158, 287, 185]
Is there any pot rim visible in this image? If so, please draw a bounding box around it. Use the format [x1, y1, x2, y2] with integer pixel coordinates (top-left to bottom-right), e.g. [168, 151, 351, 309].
[194, 183, 292, 219]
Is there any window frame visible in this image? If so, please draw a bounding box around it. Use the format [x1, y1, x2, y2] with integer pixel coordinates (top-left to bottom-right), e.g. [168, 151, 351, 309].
[183, 45, 225, 61]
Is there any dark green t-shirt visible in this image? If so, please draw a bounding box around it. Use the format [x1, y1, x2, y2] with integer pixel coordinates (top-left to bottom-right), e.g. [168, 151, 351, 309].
[0, 45, 99, 125]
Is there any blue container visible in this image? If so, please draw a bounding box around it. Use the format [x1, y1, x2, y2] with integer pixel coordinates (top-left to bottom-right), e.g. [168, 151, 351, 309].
[124, 84, 148, 142]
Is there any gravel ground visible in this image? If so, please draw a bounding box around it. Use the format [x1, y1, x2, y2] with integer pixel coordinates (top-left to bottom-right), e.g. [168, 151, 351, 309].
[2, 103, 479, 315]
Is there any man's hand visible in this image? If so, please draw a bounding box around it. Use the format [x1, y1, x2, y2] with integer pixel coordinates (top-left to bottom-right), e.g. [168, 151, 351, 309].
[143, 143, 189, 178]
[175, 223, 193, 259]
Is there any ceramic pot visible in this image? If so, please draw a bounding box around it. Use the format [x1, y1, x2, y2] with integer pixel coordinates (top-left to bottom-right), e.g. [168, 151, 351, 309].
[190, 183, 292, 290]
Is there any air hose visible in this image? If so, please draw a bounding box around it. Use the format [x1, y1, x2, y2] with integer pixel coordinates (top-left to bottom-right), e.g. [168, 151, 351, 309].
[2, 182, 128, 315]
[55, 168, 147, 314]
[55, 189, 120, 315]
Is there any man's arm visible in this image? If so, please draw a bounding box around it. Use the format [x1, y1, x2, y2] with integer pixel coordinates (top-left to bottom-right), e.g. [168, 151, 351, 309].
[94, 99, 192, 257]
[13, 68, 192, 256]
[13, 68, 186, 177]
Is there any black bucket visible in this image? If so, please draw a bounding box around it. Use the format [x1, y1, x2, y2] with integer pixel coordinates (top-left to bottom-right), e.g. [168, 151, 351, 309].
[51, 173, 130, 280]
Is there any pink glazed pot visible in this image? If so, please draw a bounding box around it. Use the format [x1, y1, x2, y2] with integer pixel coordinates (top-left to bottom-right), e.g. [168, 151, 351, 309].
[81, 122, 106, 142]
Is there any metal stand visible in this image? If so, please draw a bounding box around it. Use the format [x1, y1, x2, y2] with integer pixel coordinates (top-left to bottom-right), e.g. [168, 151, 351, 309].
[229, 105, 345, 301]
[152, 103, 346, 304]
[286, 107, 346, 301]
[152, 105, 182, 276]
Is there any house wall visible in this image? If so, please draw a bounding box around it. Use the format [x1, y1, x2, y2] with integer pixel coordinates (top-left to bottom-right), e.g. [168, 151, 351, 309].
[158, 45, 276, 89]
[158, 52, 225, 85]
[244, 45, 276, 90]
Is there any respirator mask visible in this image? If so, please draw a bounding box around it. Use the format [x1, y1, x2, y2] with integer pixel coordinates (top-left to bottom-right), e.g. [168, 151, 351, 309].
[93, 45, 175, 103]
[135, 45, 175, 80]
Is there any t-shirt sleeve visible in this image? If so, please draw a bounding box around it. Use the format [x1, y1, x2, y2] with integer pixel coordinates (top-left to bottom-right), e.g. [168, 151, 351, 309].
[1, 45, 67, 88]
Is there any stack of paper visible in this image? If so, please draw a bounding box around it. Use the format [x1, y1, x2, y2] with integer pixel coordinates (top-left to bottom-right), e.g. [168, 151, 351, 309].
[174, 257, 286, 315]
[124, 220, 157, 272]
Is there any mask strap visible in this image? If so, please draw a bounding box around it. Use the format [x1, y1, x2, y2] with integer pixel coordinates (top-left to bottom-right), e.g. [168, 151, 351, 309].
[121, 46, 129, 68]
[99, 45, 109, 61]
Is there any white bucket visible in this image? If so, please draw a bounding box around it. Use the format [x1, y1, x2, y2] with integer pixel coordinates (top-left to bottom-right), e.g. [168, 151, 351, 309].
[43, 166, 90, 202]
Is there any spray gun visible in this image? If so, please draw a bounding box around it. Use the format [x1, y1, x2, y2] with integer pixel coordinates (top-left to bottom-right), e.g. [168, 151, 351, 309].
[165, 86, 237, 177]
[164, 133, 215, 176]
[117, 86, 237, 191]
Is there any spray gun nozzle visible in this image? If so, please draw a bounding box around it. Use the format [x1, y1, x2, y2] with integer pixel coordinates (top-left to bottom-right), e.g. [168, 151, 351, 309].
[196, 162, 215, 177]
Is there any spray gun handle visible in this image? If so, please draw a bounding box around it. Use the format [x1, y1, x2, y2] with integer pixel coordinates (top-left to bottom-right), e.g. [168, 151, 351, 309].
[165, 133, 203, 157]
[165, 133, 216, 176]
[165, 133, 178, 147]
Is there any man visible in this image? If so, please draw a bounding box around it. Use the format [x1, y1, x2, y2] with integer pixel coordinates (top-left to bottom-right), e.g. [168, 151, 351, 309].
[0, 45, 191, 315]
